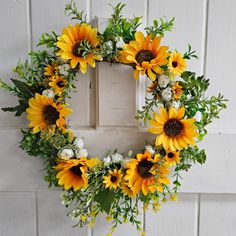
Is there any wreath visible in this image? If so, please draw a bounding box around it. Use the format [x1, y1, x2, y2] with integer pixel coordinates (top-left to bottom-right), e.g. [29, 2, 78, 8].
[0, 1, 227, 235]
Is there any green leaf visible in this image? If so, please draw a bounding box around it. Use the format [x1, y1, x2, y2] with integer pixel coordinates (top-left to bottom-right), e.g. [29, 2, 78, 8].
[2, 99, 28, 116]
[10, 79, 33, 98]
[94, 189, 116, 214]
[173, 180, 181, 187]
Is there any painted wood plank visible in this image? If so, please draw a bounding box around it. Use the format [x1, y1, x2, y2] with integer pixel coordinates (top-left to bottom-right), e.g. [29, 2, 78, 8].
[0, 0, 29, 127]
[37, 190, 88, 236]
[93, 202, 143, 236]
[68, 70, 94, 127]
[1, 129, 236, 193]
[205, 0, 236, 132]
[31, 0, 92, 127]
[199, 194, 236, 236]
[0, 129, 46, 191]
[148, 0, 205, 73]
[180, 133, 236, 193]
[145, 194, 198, 236]
[96, 62, 136, 127]
[0, 192, 36, 236]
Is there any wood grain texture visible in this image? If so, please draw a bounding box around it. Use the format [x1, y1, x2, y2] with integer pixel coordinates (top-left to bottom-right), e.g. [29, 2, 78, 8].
[0, 192, 36, 236]
[0, 0, 29, 127]
[205, 0, 236, 132]
[199, 194, 236, 236]
[37, 191, 88, 236]
[145, 194, 198, 236]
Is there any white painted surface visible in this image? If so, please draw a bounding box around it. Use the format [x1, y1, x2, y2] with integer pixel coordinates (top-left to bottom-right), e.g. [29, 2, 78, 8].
[97, 63, 136, 127]
[199, 194, 236, 236]
[0, 0, 28, 127]
[0, 192, 36, 236]
[93, 210, 142, 236]
[145, 194, 198, 236]
[205, 0, 236, 133]
[37, 191, 88, 236]
[0, 0, 235, 235]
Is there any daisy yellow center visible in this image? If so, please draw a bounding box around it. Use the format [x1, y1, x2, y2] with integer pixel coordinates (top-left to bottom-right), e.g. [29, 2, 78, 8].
[110, 175, 117, 183]
[70, 165, 82, 176]
[137, 160, 154, 178]
[164, 119, 183, 137]
[167, 152, 174, 158]
[172, 61, 178, 68]
[57, 81, 65, 88]
[43, 105, 60, 125]
[135, 50, 155, 64]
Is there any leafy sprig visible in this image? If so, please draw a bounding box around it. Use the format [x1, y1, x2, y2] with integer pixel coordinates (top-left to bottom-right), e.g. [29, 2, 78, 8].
[145, 17, 175, 38]
[180, 71, 227, 138]
[183, 44, 198, 59]
[135, 96, 159, 124]
[64, 0, 87, 23]
[37, 31, 58, 48]
[102, 3, 142, 51]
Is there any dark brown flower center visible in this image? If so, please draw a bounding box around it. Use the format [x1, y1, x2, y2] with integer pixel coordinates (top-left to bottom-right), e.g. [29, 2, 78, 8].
[57, 81, 65, 88]
[164, 119, 183, 137]
[135, 50, 155, 64]
[137, 160, 154, 178]
[70, 164, 83, 176]
[43, 105, 60, 125]
[72, 42, 83, 57]
[167, 152, 174, 158]
[172, 61, 178, 68]
[110, 176, 117, 183]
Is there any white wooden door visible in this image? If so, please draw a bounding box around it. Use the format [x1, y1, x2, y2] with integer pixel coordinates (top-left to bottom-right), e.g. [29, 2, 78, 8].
[0, 0, 236, 235]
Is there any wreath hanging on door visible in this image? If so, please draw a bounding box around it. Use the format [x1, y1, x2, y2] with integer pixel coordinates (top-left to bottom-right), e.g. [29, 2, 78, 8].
[0, 1, 227, 235]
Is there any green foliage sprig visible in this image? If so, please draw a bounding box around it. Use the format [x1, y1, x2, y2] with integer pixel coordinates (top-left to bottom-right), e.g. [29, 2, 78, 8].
[145, 17, 175, 38]
[183, 44, 198, 59]
[180, 71, 227, 138]
[37, 31, 58, 49]
[65, 0, 87, 23]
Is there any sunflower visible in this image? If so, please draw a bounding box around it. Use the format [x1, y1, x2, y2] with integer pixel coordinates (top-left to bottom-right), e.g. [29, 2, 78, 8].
[168, 51, 186, 76]
[124, 152, 170, 196]
[44, 63, 58, 76]
[119, 32, 169, 81]
[103, 169, 123, 190]
[26, 93, 72, 133]
[54, 157, 99, 191]
[148, 107, 198, 151]
[56, 23, 101, 73]
[172, 82, 183, 99]
[121, 182, 137, 198]
[49, 76, 67, 94]
[165, 150, 180, 166]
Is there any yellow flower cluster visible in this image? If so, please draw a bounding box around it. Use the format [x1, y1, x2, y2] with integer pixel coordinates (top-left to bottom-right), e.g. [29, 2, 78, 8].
[119, 31, 186, 80]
